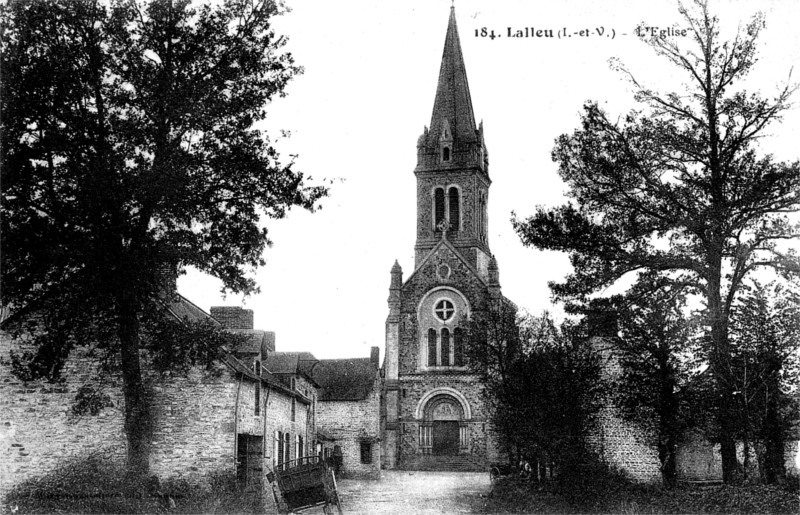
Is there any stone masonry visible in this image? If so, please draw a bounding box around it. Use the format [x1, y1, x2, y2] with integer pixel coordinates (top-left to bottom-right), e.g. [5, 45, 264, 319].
[0, 300, 315, 507]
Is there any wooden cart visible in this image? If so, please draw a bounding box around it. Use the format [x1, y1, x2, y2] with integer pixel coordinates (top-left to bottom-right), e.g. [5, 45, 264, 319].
[267, 456, 343, 514]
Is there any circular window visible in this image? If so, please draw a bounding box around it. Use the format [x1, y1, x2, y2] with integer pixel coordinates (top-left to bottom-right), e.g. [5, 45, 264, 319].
[434, 299, 455, 322]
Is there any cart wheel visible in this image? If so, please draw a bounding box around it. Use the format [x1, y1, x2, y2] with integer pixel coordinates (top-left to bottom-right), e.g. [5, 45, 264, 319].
[489, 466, 501, 484]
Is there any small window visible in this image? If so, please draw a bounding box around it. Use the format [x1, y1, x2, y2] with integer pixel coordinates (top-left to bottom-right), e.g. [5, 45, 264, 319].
[284, 433, 291, 463]
[255, 384, 260, 415]
[291, 398, 296, 422]
[291, 377, 296, 390]
[360, 442, 372, 464]
[254, 360, 261, 376]
[276, 431, 283, 466]
[442, 146, 450, 162]
[434, 299, 455, 321]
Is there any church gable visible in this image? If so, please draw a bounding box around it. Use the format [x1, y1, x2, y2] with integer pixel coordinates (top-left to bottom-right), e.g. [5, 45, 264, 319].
[397, 241, 489, 376]
[403, 240, 487, 300]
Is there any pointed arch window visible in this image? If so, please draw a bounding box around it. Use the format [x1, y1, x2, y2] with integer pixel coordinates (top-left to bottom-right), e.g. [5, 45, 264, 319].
[442, 146, 451, 162]
[434, 188, 445, 229]
[428, 328, 438, 367]
[448, 187, 460, 231]
[441, 328, 451, 366]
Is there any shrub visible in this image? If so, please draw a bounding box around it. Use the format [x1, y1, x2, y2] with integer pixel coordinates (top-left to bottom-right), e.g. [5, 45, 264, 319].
[3, 455, 264, 514]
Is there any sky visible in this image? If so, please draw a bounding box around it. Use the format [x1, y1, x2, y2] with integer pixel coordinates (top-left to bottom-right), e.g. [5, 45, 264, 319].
[179, 0, 800, 360]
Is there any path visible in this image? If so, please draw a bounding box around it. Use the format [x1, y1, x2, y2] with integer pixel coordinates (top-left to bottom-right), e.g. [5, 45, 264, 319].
[334, 470, 490, 514]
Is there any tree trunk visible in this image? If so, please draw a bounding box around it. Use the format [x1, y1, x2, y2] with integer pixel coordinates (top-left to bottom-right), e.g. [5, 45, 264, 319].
[659, 441, 677, 489]
[707, 263, 739, 483]
[116, 286, 151, 480]
[763, 357, 786, 484]
[658, 365, 678, 489]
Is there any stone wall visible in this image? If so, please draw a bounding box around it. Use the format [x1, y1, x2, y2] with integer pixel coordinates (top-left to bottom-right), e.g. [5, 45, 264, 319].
[0, 336, 247, 498]
[1, 334, 128, 501]
[0, 329, 312, 505]
[587, 336, 662, 482]
[316, 375, 381, 479]
[586, 404, 662, 483]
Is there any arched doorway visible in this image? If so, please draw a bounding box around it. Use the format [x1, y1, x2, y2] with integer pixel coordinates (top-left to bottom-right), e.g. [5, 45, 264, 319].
[424, 395, 464, 455]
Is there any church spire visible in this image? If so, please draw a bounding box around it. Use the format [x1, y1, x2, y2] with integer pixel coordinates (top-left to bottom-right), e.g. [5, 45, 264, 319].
[416, 7, 486, 174]
[430, 7, 477, 145]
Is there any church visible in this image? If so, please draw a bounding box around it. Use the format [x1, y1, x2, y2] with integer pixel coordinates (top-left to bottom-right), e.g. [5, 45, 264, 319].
[380, 7, 505, 472]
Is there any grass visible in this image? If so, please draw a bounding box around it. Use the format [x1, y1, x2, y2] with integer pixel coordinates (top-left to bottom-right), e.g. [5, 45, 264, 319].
[4, 454, 267, 514]
[480, 472, 800, 514]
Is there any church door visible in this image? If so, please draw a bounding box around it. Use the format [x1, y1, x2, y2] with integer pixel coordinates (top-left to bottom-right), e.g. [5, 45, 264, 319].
[432, 421, 459, 455]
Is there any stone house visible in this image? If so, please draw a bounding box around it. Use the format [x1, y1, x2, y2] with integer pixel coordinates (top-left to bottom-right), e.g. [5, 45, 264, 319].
[260, 350, 321, 471]
[0, 299, 316, 504]
[311, 348, 382, 479]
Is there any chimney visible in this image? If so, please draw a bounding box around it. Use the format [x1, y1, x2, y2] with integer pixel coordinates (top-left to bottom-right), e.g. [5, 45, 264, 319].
[370, 346, 380, 367]
[157, 264, 178, 301]
[210, 306, 254, 330]
[587, 306, 618, 339]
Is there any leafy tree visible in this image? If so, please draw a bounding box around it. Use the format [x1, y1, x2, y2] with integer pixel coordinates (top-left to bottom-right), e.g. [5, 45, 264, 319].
[512, 0, 799, 481]
[1, 0, 326, 478]
[729, 282, 800, 483]
[466, 305, 604, 477]
[600, 276, 704, 487]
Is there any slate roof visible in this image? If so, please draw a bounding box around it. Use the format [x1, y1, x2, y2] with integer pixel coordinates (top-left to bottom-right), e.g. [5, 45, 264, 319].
[263, 352, 320, 386]
[264, 352, 317, 374]
[224, 329, 273, 355]
[223, 353, 311, 404]
[426, 7, 478, 147]
[167, 295, 217, 324]
[311, 358, 378, 401]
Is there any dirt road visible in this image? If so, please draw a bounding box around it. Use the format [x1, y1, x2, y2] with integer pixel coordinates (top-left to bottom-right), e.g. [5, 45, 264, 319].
[334, 470, 490, 514]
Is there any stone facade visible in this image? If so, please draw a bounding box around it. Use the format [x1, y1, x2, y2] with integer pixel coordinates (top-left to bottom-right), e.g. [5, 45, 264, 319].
[0, 338, 128, 500]
[0, 300, 315, 507]
[588, 335, 800, 483]
[312, 351, 382, 479]
[314, 382, 381, 479]
[586, 336, 662, 482]
[0, 338, 270, 497]
[381, 8, 503, 472]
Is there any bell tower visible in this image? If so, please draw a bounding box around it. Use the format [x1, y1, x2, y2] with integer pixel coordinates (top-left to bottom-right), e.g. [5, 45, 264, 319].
[414, 7, 491, 277]
[382, 6, 503, 473]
